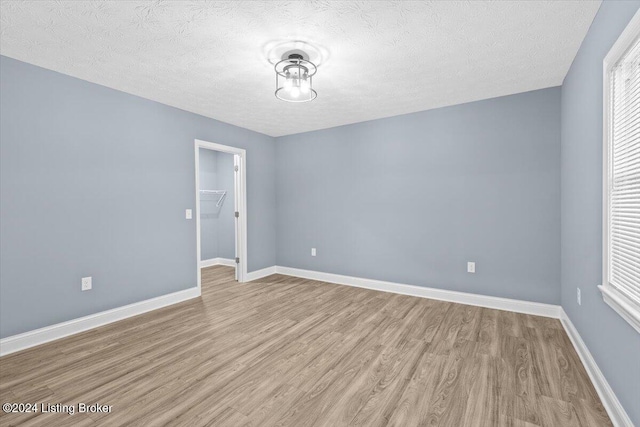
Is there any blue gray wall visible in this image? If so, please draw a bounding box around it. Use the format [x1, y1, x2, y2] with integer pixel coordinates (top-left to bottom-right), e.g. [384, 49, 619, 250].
[198, 149, 235, 261]
[0, 56, 276, 338]
[560, 1, 640, 424]
[276, 87, 561, 304]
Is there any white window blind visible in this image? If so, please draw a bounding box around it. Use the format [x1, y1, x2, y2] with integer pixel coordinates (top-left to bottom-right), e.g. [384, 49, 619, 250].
[601, 11, 640, 335]
[609, 36, 640, 302]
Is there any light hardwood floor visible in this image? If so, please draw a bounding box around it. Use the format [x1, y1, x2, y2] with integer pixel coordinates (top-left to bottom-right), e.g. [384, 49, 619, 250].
[0, 266, 611, 426]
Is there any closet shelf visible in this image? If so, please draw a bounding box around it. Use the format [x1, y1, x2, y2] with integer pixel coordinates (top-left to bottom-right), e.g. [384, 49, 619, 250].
[200, 189, 227, 207]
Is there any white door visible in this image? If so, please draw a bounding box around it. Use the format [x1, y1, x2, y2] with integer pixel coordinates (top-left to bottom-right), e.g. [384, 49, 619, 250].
[233, 154, 241, 281]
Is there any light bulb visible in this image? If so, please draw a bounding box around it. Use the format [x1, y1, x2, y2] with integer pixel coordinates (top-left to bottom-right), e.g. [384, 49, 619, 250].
[290, 86, 300, 98]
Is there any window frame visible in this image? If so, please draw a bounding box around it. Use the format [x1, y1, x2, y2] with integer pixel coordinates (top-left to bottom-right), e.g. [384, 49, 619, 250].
[599, 9, 640, 334]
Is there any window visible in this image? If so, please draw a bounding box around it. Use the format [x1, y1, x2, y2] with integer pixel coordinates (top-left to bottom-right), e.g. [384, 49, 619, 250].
[600, 10, 640, 334]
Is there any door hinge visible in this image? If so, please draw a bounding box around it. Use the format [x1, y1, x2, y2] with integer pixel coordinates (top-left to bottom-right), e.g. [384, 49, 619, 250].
[235, 211, 239, 218]
[235, 257, 240, 264]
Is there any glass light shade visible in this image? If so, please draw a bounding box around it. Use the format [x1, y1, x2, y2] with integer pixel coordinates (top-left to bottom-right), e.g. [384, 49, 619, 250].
[300, 76, 310, 94]
[275, 54, 317, 102]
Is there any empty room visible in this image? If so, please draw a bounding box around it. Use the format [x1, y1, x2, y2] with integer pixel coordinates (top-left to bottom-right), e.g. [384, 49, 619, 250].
[1, 1, 639, 426]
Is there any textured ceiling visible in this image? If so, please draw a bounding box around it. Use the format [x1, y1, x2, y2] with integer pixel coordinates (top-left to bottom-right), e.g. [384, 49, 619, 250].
[0, 1, 600, 137]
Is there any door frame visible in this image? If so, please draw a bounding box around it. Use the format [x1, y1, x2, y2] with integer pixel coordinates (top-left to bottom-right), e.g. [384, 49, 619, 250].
[194, 139, 248, 288]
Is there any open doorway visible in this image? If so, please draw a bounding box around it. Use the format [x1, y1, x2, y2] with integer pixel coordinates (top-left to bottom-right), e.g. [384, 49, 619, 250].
[194, 139, 247, 289]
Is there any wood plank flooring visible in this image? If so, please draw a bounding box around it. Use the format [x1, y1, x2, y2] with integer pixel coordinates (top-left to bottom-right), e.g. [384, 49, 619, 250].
[0, 266, 611, 426]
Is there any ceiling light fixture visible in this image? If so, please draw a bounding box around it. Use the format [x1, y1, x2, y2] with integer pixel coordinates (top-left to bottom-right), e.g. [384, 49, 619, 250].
[274, 51, 317, 102]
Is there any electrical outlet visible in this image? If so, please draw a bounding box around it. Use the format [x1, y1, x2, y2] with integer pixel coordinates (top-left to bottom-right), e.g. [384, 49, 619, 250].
[467, 262, 476, 273]
[577, 287, 581, 306]
[185, 209, 192, 219]
[311, 248, 317, 257]
[82, 277, 92, 291]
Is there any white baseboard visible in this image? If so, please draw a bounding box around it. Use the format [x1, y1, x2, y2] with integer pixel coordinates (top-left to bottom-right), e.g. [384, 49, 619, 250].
[560, 310, 632, 427]
[246, 266, 277, 282]
[200, 257, 235, 268]
[0, 287, 200, 357]
[274, 266, 561, 318]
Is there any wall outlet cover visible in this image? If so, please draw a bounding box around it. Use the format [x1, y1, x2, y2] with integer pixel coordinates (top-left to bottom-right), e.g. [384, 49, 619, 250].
[467, 262, 476, 273]
[311, 248, 317, 257]
[81, 277, 92, 291]
[185, 209, 193, 219]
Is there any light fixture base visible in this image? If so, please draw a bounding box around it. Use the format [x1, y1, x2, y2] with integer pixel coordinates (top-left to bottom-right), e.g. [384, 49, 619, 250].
[281, 50, 309, 61]
[265, 40, 326, 67]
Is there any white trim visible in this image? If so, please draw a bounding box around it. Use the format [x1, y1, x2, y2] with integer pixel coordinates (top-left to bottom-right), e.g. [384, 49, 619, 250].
[200, 258, 236, 268]
[246, 266, 277, 282]
[560, 309, 633, 427]
[599, 285, 640, 334]
[601, 9, 640, 334]
[195, 139, 248, 287]
[274, 266, 561, 318]
[0, 287, 200, 357]
[603, 9, 640, 67]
